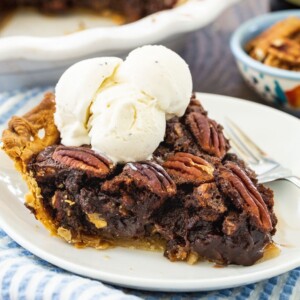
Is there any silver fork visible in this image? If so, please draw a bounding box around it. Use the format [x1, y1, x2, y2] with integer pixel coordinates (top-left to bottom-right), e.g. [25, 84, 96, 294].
[224, 118, 300, 188]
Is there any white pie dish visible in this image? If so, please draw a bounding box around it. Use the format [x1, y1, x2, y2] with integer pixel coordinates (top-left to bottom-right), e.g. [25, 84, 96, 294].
[0, 0, 239, 91]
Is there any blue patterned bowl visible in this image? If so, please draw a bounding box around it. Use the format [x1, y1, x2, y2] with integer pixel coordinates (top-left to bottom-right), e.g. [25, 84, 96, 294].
[230, 10, 300, 111]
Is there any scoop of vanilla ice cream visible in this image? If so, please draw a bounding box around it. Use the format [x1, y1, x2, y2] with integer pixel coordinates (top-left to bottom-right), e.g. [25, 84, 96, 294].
[116, 45, 192, 118]
[89, 83, 165, 163]
[54, 45, 193, 163]
[55, 57, 122, 146]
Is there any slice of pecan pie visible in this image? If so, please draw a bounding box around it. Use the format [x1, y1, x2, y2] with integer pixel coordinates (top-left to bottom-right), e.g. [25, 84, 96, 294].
[2, 93, 277, 266]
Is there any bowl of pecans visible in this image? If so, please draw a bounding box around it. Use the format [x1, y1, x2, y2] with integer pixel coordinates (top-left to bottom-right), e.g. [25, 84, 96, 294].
[230, 10, 300, 111]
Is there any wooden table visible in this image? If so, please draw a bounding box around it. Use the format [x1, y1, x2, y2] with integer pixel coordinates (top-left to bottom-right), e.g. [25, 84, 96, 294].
[180, 0, 299, 115]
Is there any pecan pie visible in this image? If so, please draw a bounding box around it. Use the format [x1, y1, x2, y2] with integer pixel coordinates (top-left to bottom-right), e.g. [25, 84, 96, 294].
[2, 93, 277, 266]
[0, 0, 179, 22]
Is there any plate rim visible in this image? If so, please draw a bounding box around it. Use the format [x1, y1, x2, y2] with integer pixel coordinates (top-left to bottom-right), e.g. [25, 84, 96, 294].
[0, 92, 299, 292]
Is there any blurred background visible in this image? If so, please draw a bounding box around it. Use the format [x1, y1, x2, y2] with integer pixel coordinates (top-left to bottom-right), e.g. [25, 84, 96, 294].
[181, 0, 268, 100]
[0, 0, 299, 117]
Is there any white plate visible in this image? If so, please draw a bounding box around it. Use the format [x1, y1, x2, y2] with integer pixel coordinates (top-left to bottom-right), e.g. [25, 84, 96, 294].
[0, 0, 240, 91]
[0, 93, 300, 292]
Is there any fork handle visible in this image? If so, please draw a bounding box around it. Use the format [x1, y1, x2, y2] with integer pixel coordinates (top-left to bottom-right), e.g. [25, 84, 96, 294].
[285, 176, 300, 189]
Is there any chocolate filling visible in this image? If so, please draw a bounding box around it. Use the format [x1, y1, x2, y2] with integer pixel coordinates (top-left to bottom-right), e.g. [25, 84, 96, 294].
[27, 98, 277, 266]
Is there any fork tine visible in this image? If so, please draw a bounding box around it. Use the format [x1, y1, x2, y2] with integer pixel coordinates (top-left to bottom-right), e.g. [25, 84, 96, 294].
[225, 118, 267, 162]
[224, 129, 258, 165]
[225, 121, 260, 164]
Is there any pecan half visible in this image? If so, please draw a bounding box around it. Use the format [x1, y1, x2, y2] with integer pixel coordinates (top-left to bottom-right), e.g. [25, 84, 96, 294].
[186, 112, 228, 159]
[52, 146, 113, 178]
[126, 162, 176, 197]
[103, 161, 176, 198]
[269, 38, 300, 65]
[217, 161, 272, 232]
[163, 152, 214, 185]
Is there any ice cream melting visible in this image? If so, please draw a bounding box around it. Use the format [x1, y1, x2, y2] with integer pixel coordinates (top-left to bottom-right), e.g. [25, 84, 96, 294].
[54, 45, 193, 163]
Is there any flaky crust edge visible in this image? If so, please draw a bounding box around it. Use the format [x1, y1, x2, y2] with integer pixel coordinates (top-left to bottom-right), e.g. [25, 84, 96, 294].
[2, 93, 60, 235]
